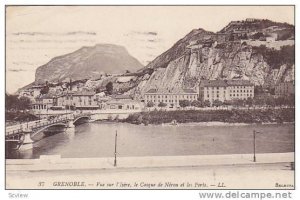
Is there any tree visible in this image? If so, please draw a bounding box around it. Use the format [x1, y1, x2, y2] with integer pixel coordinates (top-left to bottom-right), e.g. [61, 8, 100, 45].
[245, 97, 254, 107]
[254, 85, 264, 95]
[222, 100, 233, 110]
[191, 100, 202, 108]
[224, 100, 232, 106]
[275, 96, 285, 107]
[212, 99, 223, 107]
[240, 33, 248, 40]
[146, 101, 155, 107]
[18, 97, 31, 110]
[6, 94, 17, 110]
[6, 95, 31, 111]
[158, 102, 167, 107]
[253, 97, 266, 107]
[179, 100, 190, 108]
[203, 100, 211, 107]
[229, 33, 235, 41]
[106, 82, 113, 95]
[251, 32, 264, 40]
[265, 96, 276, 107]
[40, 86, 49, 95]
[231, 99, 244, 107]
[285, 94, 295, 107]
[236, 99, 245, 107]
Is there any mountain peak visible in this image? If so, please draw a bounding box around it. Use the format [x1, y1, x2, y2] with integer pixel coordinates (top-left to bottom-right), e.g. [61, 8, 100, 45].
[35, 44, 143, 84]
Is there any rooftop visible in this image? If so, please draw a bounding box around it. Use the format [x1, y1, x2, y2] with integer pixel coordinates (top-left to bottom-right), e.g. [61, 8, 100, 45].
[112, 94, 133, 100]
[35, 94, 56, 100]
[145, 88, 197, 94]
[107, 99, 140, 105]
[72, 91, 95, 96]
[200, 79, 253, 87]
[226, 80, 253, 86]
[200, 80, 228, 87]
[56, 90, 96, 97]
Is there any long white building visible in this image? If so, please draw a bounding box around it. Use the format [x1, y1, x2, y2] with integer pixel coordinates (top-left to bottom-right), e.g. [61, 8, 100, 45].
[199, 80, 254, 104]
[143, 88, 198, 108]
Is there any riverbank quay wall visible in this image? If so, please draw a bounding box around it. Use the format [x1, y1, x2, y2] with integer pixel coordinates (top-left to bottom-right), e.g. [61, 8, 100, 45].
[6, 152, 294, 171]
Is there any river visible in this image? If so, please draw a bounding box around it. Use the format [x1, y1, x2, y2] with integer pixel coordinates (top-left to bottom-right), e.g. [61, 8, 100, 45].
[6, 122, 294, 159]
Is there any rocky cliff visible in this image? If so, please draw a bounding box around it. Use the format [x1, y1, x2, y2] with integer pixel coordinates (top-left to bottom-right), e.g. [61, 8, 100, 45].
[26, 19, 294, 97]
[35, 44, 143, 84]
[129, 19, 294, 95]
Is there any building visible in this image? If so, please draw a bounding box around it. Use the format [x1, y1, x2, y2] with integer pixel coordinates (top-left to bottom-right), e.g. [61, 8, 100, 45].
[56, 91, 98, 110]
[266, 33, 278, 42]
[31, 95, 55, 110]
[19, 89, 35, 101]
[199, 80, 254, 104]
[245, 18, 260, 22]
[143, 88, 198, 108]
[19, 85, 43, 99]
[30, 85, 45, 97]
[105, 98, 142, 111]
[275, 81, 295, 96]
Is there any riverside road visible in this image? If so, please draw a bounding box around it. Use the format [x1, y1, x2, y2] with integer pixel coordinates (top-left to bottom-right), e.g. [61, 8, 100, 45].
[6, 153, 294, 189]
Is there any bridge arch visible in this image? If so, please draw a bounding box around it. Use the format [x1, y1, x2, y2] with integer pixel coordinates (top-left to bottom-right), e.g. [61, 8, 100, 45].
[73, 115, 91, 125]
[31, 123, 67, 138]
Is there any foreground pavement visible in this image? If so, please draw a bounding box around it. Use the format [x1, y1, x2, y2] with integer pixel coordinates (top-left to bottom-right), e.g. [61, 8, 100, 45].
[6, 153, 294, 189]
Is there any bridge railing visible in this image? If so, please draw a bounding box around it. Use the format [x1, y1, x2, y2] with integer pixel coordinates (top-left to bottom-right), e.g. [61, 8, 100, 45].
[5, 116, 70, 136]
[6, 112, 92, 136]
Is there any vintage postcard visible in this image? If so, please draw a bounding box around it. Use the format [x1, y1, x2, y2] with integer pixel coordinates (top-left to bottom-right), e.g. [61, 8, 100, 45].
[5, 5, 295, 190]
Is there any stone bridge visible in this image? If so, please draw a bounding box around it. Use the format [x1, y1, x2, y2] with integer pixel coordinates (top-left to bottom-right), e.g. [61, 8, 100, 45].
[5, 113, 92, 150]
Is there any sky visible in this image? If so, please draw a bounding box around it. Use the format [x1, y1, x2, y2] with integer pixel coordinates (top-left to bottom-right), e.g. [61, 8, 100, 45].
[6, 6, 294, 93]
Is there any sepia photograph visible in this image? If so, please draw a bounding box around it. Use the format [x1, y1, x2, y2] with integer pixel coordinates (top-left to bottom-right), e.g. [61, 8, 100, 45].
[5, 5, 295, 190]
